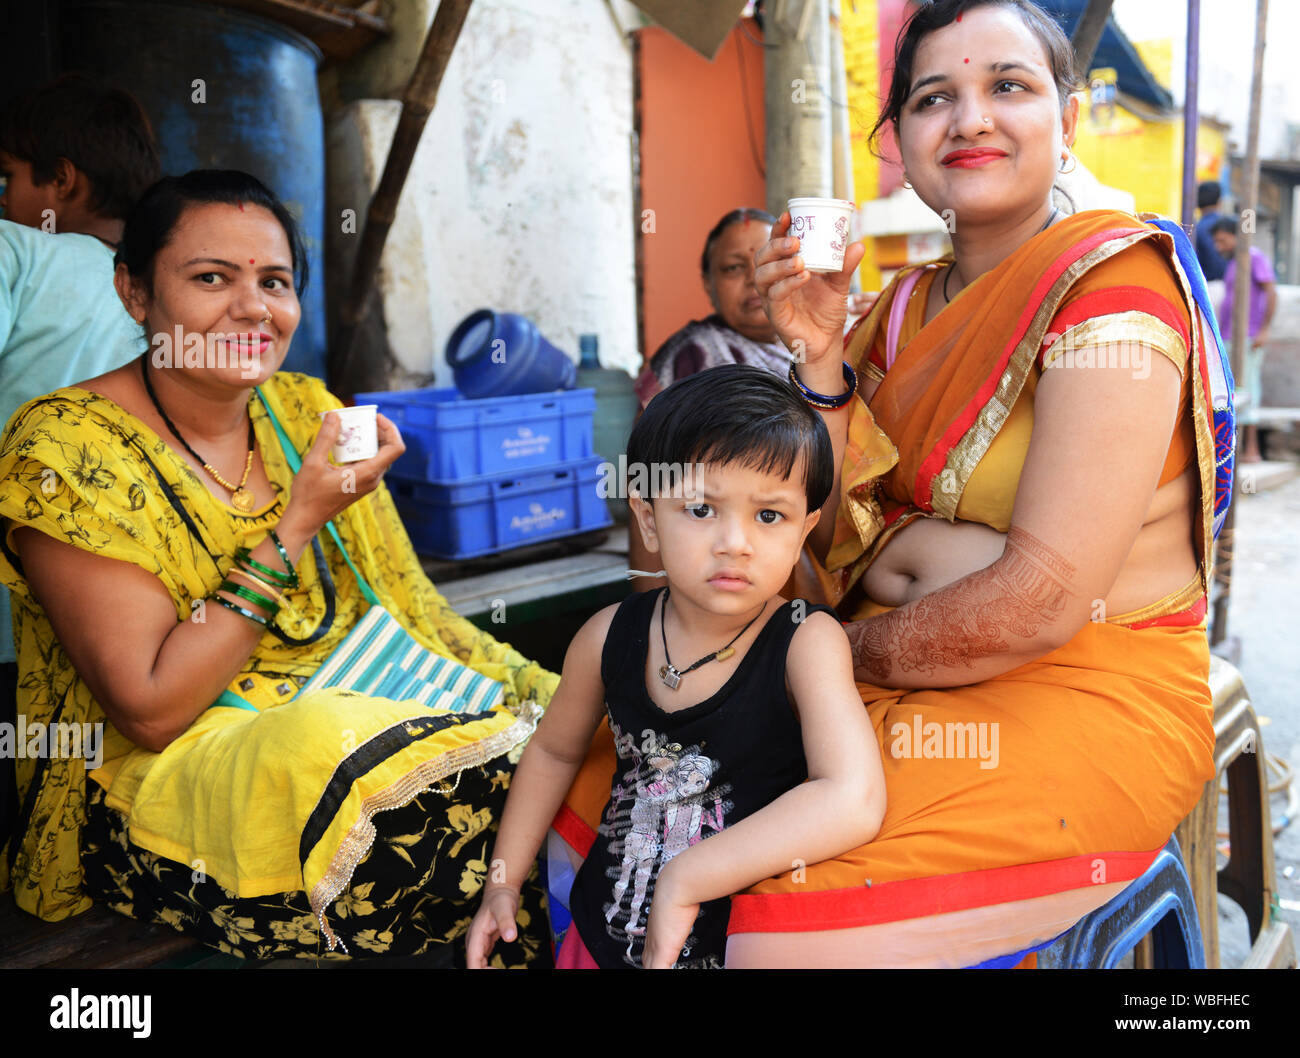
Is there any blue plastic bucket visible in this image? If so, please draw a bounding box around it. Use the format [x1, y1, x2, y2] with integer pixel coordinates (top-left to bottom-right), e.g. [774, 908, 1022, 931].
[446, 309, 576, 398]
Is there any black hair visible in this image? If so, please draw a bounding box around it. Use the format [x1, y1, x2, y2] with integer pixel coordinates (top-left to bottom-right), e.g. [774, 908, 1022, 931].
[871, 0, 1083, 153]
[0, 73, 160, 220]
[701, 207, 777, 275]
[1198, 181, 1222, 210]
[1210, 216, 1238, 237]
[115, 169, 309, 296]
[627, 363, 834, 513]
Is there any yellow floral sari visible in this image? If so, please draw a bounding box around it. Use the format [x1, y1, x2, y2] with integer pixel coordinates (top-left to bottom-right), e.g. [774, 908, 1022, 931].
[0, 371, 557, 955]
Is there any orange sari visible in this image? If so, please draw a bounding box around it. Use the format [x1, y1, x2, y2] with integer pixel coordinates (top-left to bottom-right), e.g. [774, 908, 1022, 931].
[560, 210, 1217, 967]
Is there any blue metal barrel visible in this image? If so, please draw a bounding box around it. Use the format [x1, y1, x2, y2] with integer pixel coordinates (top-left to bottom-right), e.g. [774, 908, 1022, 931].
[61, 0, 328, 378]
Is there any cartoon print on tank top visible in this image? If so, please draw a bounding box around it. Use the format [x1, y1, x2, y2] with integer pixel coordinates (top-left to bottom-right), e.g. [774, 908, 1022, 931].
[600, 721, 732, 966]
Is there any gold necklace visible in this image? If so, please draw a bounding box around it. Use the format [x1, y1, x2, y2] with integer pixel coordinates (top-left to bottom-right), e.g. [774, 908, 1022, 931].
[202, 449, 256, 511]
[140, 355, 258, 511]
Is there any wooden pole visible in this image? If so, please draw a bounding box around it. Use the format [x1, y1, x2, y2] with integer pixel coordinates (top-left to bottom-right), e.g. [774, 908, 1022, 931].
[1070, 0, 1115, 77]
[1211, 0, 1268, 650]
[330, 0, 474, 401]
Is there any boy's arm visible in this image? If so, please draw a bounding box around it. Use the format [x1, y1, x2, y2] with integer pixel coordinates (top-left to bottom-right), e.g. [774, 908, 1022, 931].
[466, 604, 614, 966]
[643, 611, 885, 968]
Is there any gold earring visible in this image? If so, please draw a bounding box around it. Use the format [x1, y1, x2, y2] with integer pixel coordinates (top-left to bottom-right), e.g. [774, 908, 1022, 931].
[1059, 151, 1077, 175]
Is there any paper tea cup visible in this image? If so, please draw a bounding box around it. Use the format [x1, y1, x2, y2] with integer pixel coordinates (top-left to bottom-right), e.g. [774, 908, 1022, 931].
[322, 405, 379, 463]
[787, 197, 856, 273]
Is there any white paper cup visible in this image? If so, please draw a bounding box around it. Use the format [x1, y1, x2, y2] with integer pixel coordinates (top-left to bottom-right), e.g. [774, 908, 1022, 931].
[322, 405, 379, 463]
[787, 196, 856, 273]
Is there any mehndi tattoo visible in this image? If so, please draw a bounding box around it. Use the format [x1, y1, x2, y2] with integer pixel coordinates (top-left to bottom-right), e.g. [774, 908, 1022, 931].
[851, 526, 1078, 682]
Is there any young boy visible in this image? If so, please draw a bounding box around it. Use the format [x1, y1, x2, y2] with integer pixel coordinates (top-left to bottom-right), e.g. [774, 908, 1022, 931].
[0, 73, 159, 844]
[467, 365, 886, 968]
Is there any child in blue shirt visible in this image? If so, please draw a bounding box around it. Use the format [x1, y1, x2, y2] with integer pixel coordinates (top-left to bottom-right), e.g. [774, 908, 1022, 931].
[0, 74, 159, 840]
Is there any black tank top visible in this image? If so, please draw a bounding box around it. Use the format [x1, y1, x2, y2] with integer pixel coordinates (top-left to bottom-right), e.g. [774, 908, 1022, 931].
[568, 587, 838, 968]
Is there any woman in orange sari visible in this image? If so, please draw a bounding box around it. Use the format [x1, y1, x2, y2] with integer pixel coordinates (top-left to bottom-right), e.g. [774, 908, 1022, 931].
[559, 0, 1218, 967]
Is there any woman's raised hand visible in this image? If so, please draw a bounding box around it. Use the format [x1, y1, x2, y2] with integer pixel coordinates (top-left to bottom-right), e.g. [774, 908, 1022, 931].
[755, 211, 866, 381]
[279, 411, 405, 540]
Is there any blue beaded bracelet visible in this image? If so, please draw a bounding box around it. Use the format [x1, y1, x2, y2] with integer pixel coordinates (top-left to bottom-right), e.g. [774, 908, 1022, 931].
[788, 359, 857, 409]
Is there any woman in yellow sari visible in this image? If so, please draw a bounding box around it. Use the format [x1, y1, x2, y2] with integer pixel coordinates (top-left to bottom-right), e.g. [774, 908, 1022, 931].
[558, 0, 1218, 967]
[0, 170, 556, 963]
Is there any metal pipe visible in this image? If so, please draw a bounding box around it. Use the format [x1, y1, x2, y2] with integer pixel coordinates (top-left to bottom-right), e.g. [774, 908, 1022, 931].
[1181, 0, 1201, 230]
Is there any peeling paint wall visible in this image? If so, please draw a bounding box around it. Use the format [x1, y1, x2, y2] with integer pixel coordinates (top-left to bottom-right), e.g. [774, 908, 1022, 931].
[325, 0, 637, 387]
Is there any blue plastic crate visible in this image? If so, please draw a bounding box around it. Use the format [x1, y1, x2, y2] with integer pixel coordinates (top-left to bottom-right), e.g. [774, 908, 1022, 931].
[355, 386, 595, 481]
[390, 456, 613, 559]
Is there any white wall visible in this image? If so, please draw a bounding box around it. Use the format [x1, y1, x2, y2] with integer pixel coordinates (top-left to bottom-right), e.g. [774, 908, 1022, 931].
[325, 0, 638, 386]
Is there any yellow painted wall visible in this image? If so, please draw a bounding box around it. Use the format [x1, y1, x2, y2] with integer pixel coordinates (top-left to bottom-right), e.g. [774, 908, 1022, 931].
[840, 0, 883, 290]
[1073, 42, 1226, 220]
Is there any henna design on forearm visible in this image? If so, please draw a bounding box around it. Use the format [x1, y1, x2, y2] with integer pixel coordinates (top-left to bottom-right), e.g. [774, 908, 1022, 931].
[850, 526, 1077, 682]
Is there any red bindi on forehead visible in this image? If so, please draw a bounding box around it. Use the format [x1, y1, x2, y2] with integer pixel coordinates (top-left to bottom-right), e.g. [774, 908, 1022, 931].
[250, 259, 255, 264]
[964, 57, 970, 63]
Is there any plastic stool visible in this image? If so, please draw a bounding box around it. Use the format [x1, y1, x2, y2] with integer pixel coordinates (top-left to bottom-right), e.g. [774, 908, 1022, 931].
[1038, 836, 1205, 968]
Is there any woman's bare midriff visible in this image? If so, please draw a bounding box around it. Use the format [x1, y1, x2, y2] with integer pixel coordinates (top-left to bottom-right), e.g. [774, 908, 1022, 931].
[862, 465, 1200, 618]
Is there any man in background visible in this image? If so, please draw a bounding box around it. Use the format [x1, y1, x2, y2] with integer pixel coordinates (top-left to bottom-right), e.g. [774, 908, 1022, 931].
[1194, 181, 1227, 283]
[0, 73, 160, 845]
[1213, 215, 1277, 464]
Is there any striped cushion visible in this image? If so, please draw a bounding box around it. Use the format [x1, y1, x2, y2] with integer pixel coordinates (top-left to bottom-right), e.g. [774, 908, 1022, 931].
[296, 605, 505, 714]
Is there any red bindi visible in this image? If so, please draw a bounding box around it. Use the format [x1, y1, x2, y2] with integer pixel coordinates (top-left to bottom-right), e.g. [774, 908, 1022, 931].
[250, 259, 255, 265]
[964, 57, 970, 63]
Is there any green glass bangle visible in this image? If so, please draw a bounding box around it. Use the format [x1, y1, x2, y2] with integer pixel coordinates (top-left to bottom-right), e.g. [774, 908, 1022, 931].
[235, 547, 297, 590]
[209, 592, 269, 627]
[219, 579, 280, 618]
[267, 529, 297, 584]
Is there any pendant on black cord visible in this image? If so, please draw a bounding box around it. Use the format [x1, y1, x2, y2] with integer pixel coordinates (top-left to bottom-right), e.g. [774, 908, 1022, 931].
[659, 665, 682, 690]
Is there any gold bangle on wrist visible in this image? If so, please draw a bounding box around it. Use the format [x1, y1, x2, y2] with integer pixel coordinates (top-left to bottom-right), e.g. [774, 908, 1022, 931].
[227, 566, 286, 606]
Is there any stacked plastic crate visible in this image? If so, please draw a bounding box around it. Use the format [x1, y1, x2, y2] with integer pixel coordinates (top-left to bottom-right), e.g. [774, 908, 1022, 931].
[355, 387, 613, 560]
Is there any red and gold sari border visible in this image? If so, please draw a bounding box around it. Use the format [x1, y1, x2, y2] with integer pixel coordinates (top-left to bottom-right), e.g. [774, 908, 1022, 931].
[726, 846, 1162, 934]
[916, 226, 1155, 514]
[1047, 285, 1190, 358]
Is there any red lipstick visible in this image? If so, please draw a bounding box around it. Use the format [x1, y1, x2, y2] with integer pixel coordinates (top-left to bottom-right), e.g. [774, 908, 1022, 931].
[941, 148, 1008, 168]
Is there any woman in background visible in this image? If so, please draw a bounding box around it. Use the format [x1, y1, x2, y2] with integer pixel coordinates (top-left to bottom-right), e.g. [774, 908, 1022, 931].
[634, 208, 786, 408]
